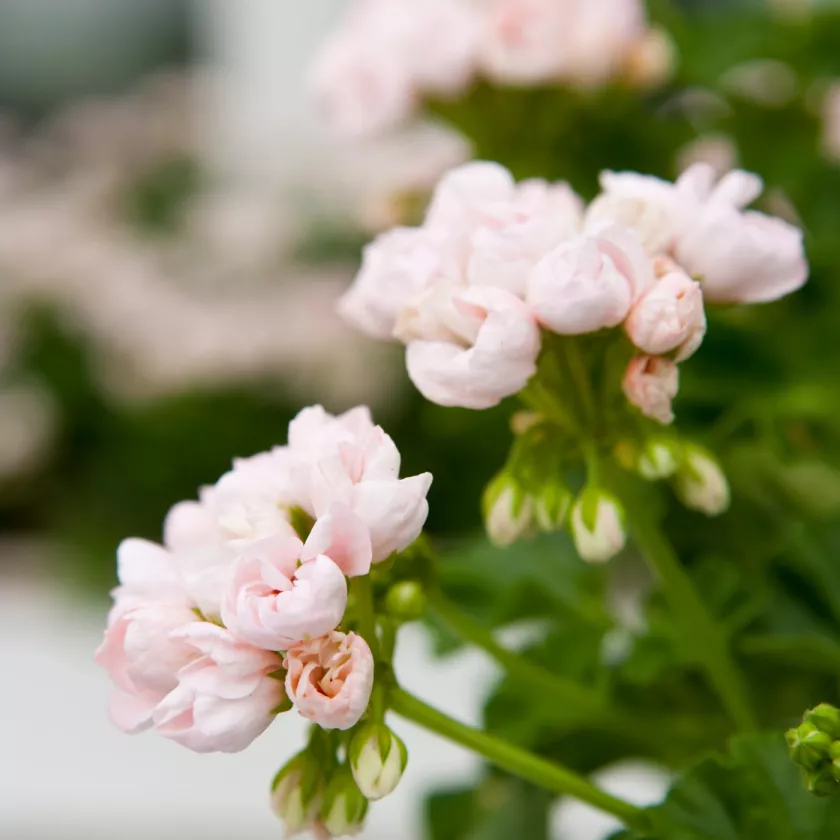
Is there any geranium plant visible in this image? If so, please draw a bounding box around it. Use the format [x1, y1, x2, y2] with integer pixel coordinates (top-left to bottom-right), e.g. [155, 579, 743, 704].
[95, 1, 840, 838]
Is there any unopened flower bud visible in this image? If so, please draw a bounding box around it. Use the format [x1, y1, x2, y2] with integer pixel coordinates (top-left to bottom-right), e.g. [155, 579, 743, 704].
[271, 752, 321, 834]
[349, 723, 408, 800]
[806, 703, 840, 740]
[534, 482, 572, 532]
[806, 764, 838, 797]
[385, 580, 427, 622]
[510, 410, 542, 436]
[637, 439, 680, 481]
[830, 742, 840, 783]
[674, 445, 730, 516]
[321, 766, 369, 836]
[482, 472, 533, 547]
[570, 488, 627, 564]
[787, 721, 833, 772]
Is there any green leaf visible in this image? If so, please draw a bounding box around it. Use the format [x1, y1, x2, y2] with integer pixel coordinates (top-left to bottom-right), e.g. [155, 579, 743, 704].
[437, 532, 608, 631]
[425, 778, 551, 840]
[626, 735, 840, 840]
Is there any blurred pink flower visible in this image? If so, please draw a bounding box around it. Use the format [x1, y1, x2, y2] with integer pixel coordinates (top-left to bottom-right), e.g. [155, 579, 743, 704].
[673, 163, 808, 303]
[221, 535, 348, 651]
[625, 264, 706, 360]
[310, 0, 481, 138]
[622, 355, 679, 425]
[466, 179, 583, 296]
[481, 0, 574, 84]
[310, 31, 416, 139]
[585, 171, 679, 255]
[341, 161, 583, 357]
[339, 225, 449, 339]
[527, 225, 654, 334]
[481, 0, 647, 87]
[285, 631, 374, 730]
[153, 623, 285, 753]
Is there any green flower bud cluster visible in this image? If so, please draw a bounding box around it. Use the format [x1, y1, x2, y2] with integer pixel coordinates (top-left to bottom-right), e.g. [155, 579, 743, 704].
[271, 722, 409, 836]
[617, 436, 730, 517]
[786, 703, 840, 797]
[482, 418, 575, 548]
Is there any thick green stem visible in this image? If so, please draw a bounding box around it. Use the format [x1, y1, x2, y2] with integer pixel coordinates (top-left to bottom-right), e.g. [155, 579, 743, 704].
[390, 688, 648, 831]
[430, 596, 606, 713]
[629, 514, 758, 733]
[351, 575, 378, 658]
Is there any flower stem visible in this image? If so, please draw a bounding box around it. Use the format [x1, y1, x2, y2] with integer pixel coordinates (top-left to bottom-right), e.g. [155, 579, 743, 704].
[430, 596, 606, 712]
[352, 575, 378, 658]
[628, 513, 758, 733]
[390, 688, 648, 831]
[563, 339, 598, 426]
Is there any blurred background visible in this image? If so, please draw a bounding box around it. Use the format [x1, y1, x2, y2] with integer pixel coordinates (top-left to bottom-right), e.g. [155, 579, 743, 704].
[3, 0, 840, 838]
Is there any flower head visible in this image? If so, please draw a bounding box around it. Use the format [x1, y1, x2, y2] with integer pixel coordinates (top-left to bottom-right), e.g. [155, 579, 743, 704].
[221, 535, 348, 651]
[153, 623, 286, 753]
[528, 225, 653, 335]
[673, 163, 808, 303]
[285, 631, 374, 730]
[95, 596, 198, 734]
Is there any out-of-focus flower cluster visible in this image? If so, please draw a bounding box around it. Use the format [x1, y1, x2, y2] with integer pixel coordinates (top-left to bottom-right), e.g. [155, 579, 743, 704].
[311, 0, 674, 139]
[0, 71, 407, 411]
[96, 405, 431, 834]
[341, 160, 807, 416]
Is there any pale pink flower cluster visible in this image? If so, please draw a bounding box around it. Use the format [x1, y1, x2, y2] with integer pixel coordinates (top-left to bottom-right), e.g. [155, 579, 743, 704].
[340, 161, 808, 421]
[0, 71, 401, 411]
[312, 0, 672, 139]
[96, 406, 431, 752]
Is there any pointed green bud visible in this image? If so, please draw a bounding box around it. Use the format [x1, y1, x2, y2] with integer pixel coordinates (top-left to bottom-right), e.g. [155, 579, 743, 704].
[637, 438, 680, 481]
[787, 721, 833, 771]
[674, 444, 730, 516]
[534, 481, 572, 533]
[482, 471, 534, 547]
[570, 488, 627, 564]
[806, 764, 838, 797]
[349, 723, 408, 800]
[830, 741, 840, 783]
[384, 580, 427, 622]
[270, 752, 322, 834]
[805, 703, 840, 740]
[320, 766, 369, 836]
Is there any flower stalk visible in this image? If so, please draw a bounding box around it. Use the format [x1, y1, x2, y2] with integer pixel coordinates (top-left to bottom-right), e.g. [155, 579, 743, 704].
[429, 595, 607, 714]
[390, 688, 649, 831]
[626, 511, 758, 733]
